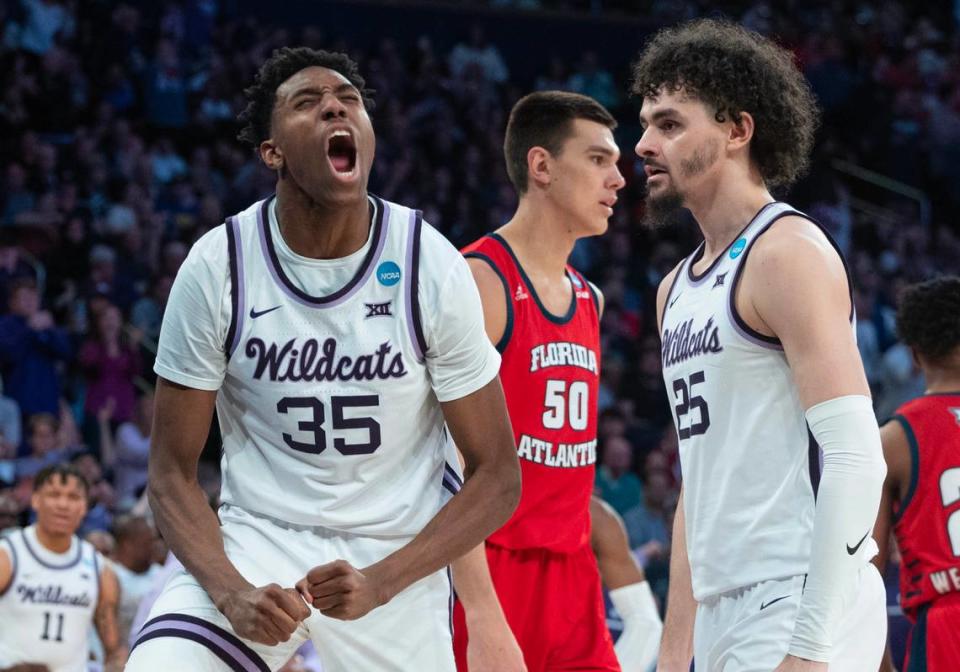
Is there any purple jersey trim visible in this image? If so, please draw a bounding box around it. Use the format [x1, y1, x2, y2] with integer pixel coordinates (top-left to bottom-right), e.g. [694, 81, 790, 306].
[404, 209, 428, 361]
[444, 461, 463, 487]
[133, 614, 270, 672]
[256, 194, 389, 308]
[807, 429, 822, 500]
[727, 210, 855, 349]
[686, 201, 780, 286]
[225, 216, 245, 359]
[20, 529, 83, 569]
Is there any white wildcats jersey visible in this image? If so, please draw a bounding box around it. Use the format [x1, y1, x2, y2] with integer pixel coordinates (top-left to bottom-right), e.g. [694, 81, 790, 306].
[0, 527, 100, 672]
[660, 202, 857, 600]
[216, 195, 462, 535]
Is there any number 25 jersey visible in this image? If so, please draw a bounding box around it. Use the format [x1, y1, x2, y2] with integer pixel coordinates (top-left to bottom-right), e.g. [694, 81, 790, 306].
[462, 234, 601, 554]
[660, 201, 862, 600]
[154, 195, 499, 537]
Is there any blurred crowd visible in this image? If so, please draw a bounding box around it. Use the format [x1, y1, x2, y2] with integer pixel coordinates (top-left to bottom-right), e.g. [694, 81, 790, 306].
[1, 0, 958, 616]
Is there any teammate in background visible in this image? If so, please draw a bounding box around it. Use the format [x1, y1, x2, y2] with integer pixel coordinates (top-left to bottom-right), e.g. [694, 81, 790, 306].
[454, 90, 652, 672]
[872, 276, 960, 672]
[0, 464, 123, 672]
[108, 515, 161, 644]
[591, 497, 662, 671]
[125, 47, 520, 672]
[632, 20, 887, 671]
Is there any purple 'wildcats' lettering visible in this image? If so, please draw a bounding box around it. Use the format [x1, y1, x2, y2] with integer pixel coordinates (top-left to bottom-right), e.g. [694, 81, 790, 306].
[245, 337, 407, 382]
[17, 584, 92, 608]
[661, 317, 723, 368]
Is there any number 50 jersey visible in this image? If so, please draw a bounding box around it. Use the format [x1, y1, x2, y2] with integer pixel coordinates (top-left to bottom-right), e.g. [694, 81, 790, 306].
[462, 234, 601, 554]
[155, 195, 499, 537]
[660, 201, 861, 601]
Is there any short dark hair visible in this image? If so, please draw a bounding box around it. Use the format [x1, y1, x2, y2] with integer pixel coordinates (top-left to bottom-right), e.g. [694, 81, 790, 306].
[237, 47, 375, 149]
[504, 91, 617, 195]
[34, 464, 90, 495]
[631, 19, 819, 189]
[896, 276, 960, 363]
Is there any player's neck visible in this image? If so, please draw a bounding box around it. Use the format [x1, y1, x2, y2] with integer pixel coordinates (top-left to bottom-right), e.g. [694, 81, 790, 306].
[34, 524, 73, 554]
[923, 361, 960, 393]
[498, 199, 579, 280]
[274, 183, 370, 260]
[687, 169, 773, 259]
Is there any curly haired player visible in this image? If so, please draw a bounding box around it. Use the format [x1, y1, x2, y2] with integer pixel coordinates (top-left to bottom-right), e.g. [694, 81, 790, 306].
[632, 19, 887, 672]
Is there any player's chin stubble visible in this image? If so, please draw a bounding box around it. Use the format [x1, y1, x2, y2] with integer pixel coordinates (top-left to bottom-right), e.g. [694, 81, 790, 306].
[642, 139, 720, 230]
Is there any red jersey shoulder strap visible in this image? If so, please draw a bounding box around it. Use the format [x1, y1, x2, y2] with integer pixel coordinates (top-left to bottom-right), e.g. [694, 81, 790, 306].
[461, 235, 515, 353]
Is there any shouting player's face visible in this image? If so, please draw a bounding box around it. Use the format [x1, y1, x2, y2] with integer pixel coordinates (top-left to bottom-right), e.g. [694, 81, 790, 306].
[32, 475, 88, 538]
[548, 119, 624, 236]
[265, 66, 376, 206]
[635, 88, 726, 228]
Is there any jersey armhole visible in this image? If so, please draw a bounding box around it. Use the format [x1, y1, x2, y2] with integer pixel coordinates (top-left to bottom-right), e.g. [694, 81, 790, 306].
[0, 536, 17, 596]
[224, 217, 245, 361]
[464, 252, 513, 353]
[891, 414, 920, 524]
[91, 545, 102, 604]
[728, 211, 855, 349]
[406, 211, 429, 361]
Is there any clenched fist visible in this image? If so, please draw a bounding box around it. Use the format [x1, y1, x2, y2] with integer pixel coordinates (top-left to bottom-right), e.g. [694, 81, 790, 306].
[296, 560, 389, 621]
[216, 584, 311, 646]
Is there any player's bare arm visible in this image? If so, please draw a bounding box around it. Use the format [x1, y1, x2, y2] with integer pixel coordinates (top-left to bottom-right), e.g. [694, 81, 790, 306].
[747, 217, 886, 670]
[95, 561, 126, 671]
[299, 377, 521, 620]
[591, 496, 645, 589]
[0, 546, 49, 672]
[872, 421, 911, 575]
[591, 497, 663, 672]
[653, 264, 696, 672]
[467, 257, 510, 344]
[872, 420, 911, 672]
[149, 378, 310, 644]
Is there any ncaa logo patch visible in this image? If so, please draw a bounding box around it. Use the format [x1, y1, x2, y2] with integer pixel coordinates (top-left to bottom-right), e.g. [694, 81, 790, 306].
[377, 261, 402, 286]
[729, 238, 747, 259]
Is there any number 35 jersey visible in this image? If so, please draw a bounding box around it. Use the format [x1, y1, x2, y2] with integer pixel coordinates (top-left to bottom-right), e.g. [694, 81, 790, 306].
[462, 234, 601, 554]
[660, 201, 857, 600]
[154, 195, 500, 537]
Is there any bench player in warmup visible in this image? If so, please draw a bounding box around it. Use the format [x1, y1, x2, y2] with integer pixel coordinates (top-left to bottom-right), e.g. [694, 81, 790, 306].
[632, 20, 887, 671]
[125, 47, 520, 672]
[872, 276, 960, 672]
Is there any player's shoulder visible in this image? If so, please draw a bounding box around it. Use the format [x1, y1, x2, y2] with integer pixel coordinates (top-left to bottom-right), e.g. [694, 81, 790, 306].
[752, 213, 843, 272]
[413, 217, 470, 284]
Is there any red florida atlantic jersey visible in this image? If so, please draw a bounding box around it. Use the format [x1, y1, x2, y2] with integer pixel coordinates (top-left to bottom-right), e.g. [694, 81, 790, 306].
[462, 234, 601, 553]
[892, 392, 960, 618]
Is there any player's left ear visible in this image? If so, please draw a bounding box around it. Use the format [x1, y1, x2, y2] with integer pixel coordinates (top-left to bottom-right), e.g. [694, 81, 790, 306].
[527, 146, 553, 190]
[260, 139, 283, 172]
[727, 111, 754, 152]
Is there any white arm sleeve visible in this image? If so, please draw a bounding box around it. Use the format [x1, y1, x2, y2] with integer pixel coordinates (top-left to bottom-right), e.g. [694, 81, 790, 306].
[610, 580, 662, 672]
[420, 226, 500, 403]
[788, 394, 886, 662]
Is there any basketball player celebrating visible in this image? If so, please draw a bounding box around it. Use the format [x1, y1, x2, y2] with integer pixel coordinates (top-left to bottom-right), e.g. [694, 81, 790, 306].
[872, 276, 960, 672]
[631, 20, 888, 671]
[453, 91, 659, 672]
[0, 464, 123, 672]
[125, 47, 520, 672]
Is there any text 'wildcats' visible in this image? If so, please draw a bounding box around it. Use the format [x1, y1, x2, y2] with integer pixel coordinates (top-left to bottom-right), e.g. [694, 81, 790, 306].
[661, 317, 723, 368]
[529, 342, 598, 374]
[245, 337, 407, 382]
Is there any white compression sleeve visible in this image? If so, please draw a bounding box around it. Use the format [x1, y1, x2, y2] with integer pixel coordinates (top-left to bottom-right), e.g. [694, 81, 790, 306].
[609, 581, 662, 672]
[788, 395, 886, 662]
